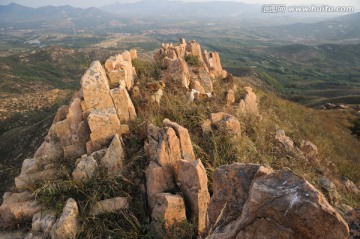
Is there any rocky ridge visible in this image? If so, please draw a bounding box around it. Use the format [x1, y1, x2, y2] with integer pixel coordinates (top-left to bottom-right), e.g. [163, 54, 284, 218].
[0, 39, 355, 238]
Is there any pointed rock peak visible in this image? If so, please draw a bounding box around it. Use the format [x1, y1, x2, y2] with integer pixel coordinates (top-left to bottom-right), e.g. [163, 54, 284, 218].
[101, 134, 125, 176]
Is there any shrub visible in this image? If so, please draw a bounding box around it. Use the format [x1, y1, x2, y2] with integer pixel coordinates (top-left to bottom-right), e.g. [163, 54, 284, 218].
[185, 55, 201, 67]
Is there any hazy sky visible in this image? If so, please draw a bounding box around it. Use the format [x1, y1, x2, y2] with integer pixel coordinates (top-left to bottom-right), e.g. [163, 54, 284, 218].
[0, 0, 359, 9]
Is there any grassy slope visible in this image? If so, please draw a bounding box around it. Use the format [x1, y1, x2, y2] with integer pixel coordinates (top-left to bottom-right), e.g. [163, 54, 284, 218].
[130, 59, 360, 211]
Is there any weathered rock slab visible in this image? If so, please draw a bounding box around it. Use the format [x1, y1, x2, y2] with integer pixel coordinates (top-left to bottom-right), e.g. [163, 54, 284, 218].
[90, 197, 129, 216]
[50, 198, 79, 239]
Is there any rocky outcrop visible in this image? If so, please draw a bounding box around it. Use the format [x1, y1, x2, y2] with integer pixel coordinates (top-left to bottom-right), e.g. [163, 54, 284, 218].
[207, 163, 350, 239]
[0, 50, 138, 235]
[275, 130, 321, 162]
[203, 50, 227, 78]
[104, 51, 137, 90]
[145, 119, 210, 233]
[81, 59, 136, 153]
[154, 38, 227, 94]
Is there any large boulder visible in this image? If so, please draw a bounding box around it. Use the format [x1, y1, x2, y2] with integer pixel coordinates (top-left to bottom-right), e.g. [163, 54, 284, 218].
[207, 164, 350, 239]
[207, 164, 272, 227]
[163, 119, 195, 162]
[198, 71, 213, 93]
[45, 96, 88, 161]
[107, 70, 126, 89]
[130, 49, 137, 60]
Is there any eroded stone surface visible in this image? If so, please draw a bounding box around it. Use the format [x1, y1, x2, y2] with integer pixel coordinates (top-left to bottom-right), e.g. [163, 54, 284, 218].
[208, 166, 349, 239]
[239, 86, 259, 116]
[210, 112, 241, 136]
[32, 210, 57, 235]
[110, 86, 136, 124]
[72, 155, 98, 182]
[50, 198, 79, 239]
[90, 197, 129, 215]
[0, 191, 41, 227]
[145, 119, 210, 233]
[151, 193, 187, 226]
[100, 134, 125, 176]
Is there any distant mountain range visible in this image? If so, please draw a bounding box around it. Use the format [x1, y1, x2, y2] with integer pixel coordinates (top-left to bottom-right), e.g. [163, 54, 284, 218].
[0, 3, 105, 19]
[0, 3, 114, 29]
[1, 2, 359, 41]
[100, 0, 261, 18]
